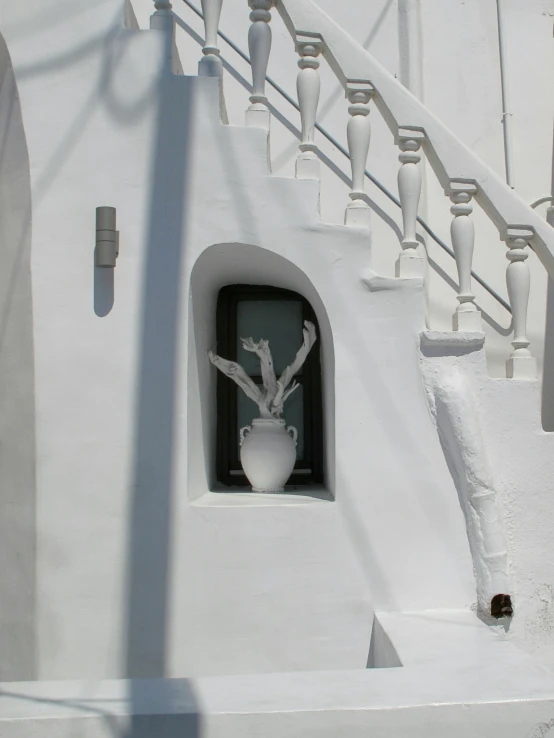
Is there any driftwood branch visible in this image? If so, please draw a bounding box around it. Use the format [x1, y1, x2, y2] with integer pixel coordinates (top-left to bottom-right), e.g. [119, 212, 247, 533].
[208, 351, 262, 406]
[208, 320, 317, 419]
[282, 381, 300, 404]
[272, 379, 300, 417]
[241, 337, 278, 406]
[277, 321, 317, 394]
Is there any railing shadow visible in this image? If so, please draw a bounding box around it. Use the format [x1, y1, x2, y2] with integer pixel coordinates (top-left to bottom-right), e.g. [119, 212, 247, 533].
[0, 689, 122, 738]
[0, 682, 201, 738]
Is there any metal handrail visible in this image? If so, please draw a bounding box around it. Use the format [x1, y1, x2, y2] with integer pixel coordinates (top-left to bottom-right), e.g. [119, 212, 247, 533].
[179, 0, 511, 314]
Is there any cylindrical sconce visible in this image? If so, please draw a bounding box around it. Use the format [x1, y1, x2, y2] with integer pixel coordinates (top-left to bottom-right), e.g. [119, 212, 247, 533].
[95, 206, 118, 267]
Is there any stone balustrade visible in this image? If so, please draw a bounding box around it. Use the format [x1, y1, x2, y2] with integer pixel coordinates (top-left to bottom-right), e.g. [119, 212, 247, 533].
[158, 0, 551, 379]
[396, 128, 424, 278]
[449, 182, 482, 332]
[504, 229, 536, 379]
[199, 0, 224, 76]
[246, 0, 273, 128]
[295, 34, 322, 179]
[344, 82, 373, 229]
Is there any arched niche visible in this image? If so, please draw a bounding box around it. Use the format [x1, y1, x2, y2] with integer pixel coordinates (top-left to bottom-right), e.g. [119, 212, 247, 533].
[188, 243, 335, 500]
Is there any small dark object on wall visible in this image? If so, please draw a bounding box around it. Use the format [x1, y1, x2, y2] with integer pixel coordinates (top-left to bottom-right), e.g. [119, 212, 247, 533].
[491, 593, 513, 618]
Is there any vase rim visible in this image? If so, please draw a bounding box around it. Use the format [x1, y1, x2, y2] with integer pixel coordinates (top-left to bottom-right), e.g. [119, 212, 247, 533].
[252, 417, 285, 425]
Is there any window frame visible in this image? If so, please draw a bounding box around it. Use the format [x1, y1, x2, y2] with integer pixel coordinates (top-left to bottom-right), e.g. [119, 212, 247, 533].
[215, 285, 324, 487]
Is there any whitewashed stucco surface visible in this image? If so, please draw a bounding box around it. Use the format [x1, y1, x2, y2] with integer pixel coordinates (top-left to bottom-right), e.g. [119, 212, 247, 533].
[1, 2, 554, 726]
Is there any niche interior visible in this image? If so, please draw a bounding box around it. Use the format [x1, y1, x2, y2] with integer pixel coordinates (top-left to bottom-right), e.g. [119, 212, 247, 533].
[215, 284, 324, 487]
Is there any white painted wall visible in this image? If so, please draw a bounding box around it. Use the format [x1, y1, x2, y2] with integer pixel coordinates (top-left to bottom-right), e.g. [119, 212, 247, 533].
[1, 0, 554, 688]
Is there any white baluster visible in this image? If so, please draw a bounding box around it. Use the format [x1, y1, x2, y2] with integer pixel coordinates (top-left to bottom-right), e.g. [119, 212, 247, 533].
[505, 228, 537, 379]
[199, 0, 223, 77]
[449, 181, 482, 331]
[396, 128, 425, 278]
[344, 82, 374, 229]
[246, 0, 273, 129]
[150, 0, 173, 30]
[295, 35, 322, 179]
[150, 1, 176, 72]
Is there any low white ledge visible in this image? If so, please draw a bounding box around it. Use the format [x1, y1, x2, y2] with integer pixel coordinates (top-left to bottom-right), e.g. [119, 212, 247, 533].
[192, 487, 333, 507]
[362, 271, 423, 293]
[2, 615, 554, 738]
[375, 610, 509, 668]
[420, 330, 486, 349]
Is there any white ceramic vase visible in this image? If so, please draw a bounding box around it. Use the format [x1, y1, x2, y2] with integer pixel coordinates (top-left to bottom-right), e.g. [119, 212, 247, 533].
[239, 418, 298, 492]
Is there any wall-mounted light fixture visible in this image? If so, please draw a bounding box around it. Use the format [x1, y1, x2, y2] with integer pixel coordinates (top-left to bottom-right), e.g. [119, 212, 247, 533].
[95, 206, 119, 268]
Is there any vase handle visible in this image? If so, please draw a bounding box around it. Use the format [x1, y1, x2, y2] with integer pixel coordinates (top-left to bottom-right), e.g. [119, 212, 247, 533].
[287, 425, 298, 445]
[239, 426, 251, 446]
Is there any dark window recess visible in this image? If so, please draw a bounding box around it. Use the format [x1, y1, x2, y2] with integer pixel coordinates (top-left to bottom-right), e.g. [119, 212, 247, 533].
[216, 285, 324, 487]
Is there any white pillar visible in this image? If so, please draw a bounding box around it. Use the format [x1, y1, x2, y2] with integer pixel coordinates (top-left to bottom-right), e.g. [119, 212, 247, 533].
[344, 81, 374, 229]
[449, 181, 482, 331]
[505, 228, 536, 379]
[295, 35, 323, 179]
[150, 0, 175, 72]
[396, 128, 424, 278]
[150, 0, 173, 30]
[246, 0, 273, 129]
[199, 0, 224, 77]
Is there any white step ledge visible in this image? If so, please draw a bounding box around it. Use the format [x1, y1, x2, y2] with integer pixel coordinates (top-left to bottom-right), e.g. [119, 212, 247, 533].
[420, 330, 486, 349]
